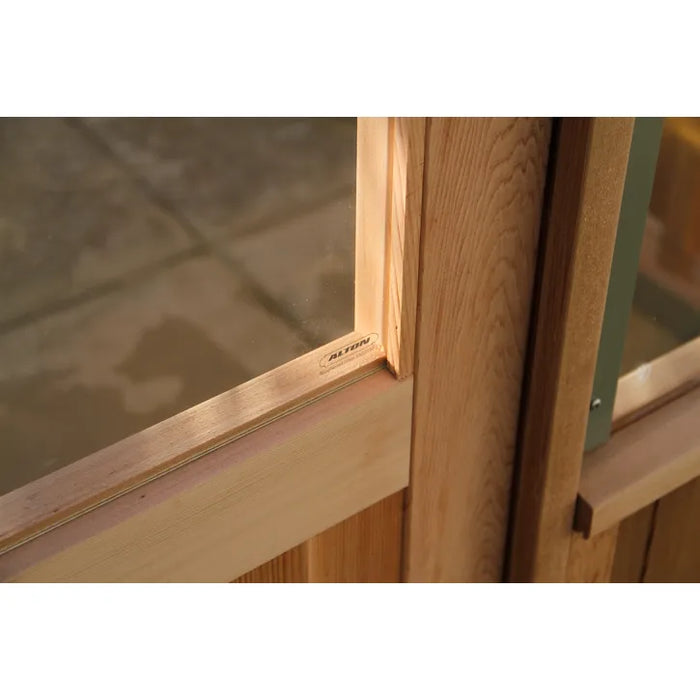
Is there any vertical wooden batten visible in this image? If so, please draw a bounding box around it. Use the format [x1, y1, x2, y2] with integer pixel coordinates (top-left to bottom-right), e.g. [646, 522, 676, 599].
[355, 117, 391, 346]
[507, 118, 634, 582]
[385, 118, 426, 379]
[404, 118, 552, 582]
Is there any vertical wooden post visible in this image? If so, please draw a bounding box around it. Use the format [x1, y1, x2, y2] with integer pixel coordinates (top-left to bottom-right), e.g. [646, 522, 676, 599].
[404, 118, 551, 582]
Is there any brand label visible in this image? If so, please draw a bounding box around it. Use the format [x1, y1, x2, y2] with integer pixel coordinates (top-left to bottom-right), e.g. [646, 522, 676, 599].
[319, 333, 378, 373]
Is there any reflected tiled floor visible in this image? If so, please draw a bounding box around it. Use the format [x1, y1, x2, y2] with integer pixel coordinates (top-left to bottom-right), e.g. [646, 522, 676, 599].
[0, 118, 356, 494]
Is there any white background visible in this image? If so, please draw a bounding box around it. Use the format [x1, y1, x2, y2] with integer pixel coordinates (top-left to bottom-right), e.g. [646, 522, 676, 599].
[2, 2, 698, 697]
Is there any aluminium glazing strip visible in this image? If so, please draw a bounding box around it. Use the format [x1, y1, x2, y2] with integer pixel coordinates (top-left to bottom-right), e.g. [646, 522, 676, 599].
[584, 118, 664, 450]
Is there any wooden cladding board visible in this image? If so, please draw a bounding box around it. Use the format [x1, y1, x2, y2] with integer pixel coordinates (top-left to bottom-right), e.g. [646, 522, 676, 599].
[643, 476, 700, 582]
[404, 118, 551, 582]
[576, 385, 700, 538]
[565, 528, 619, 583]
[1, 371, 412, 582]
[233, 492, 405, 583]
[610, 478, 700, 583]
[234, 545, 309, 583]
[611, 505, 656, 583]
[307, 491, 404, 582]
[508, 118, 634, 582]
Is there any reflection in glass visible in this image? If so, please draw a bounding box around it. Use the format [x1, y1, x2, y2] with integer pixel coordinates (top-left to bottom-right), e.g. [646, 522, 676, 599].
[621, 118, 700, 375]
[0, 118, 356, 494]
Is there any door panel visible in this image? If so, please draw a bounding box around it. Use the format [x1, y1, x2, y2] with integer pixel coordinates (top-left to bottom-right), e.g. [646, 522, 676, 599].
[643, 476, 700, 582]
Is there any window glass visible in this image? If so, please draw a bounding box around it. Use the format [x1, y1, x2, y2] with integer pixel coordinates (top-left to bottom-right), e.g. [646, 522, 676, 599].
[0, 118, 356, 494]
[621, 118, 700, 374]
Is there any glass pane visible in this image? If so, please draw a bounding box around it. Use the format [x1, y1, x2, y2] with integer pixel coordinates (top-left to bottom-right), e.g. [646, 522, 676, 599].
[620, 117, 700, 375]
[0, 117, 356, 495]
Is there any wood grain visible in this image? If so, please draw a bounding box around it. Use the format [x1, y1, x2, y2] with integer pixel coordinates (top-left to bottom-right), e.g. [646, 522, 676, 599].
[233, 545, 309, 583]
[0, 330, 384, 556]
[566, 528, 619, 583]
[610, 505, 656, 583]
[0, 371, 412, 582]
[307, 491, 404, 582]
[385, 118, 426, 379]
[644, 476, 700, 582]
[232, 491, 404, 583]
[614, 335, 700, 431]
[403, 118, 551, 582]
[508, 118, 634, 582]
[355, 117, 391, 345]
[576, 385, 700, 537]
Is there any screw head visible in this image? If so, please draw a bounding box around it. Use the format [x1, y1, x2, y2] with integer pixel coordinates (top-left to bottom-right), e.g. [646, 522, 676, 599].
[590, 397, 602, 410]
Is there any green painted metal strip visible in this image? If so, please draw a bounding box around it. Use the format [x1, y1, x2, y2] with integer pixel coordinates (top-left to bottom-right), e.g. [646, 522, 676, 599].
[584, 117, 664, 451]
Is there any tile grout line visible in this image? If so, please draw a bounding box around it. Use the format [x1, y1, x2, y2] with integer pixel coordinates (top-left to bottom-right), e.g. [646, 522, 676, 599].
[64, 117, 214, 251]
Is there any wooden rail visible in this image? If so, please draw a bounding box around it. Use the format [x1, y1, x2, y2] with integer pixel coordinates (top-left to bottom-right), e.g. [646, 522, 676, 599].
[576, 385, 700, 537]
